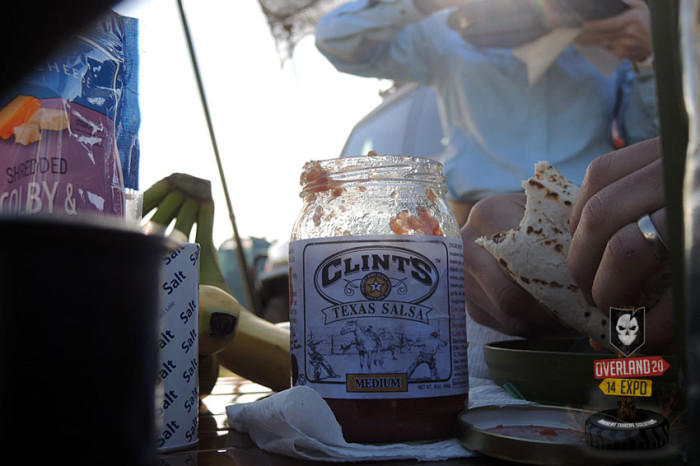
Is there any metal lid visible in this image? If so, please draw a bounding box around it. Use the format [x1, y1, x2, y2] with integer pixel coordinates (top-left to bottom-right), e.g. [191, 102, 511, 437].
[457, 405, 680, 465]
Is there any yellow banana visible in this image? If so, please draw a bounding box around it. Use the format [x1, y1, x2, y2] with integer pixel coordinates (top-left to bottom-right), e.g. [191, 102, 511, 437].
[216, 307, 291, 392]
[195, 200, 232, 294]
[149, 189, 185, 227]
[141, 176, 172, 216]
[199, 284, 240, 356]
[173, 196, 200, 238]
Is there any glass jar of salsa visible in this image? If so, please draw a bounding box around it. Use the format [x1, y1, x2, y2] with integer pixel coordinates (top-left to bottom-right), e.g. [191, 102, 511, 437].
[288, 153, 469, 443]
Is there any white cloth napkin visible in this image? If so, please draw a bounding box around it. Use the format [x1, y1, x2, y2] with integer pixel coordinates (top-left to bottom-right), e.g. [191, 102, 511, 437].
[512, 27, 622, 86]
[226, 376, 531, 462]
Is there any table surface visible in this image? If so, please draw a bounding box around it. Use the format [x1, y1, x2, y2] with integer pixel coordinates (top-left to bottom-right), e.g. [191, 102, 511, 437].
[157, 375, 688, 466]
[157, 375, 512, 466]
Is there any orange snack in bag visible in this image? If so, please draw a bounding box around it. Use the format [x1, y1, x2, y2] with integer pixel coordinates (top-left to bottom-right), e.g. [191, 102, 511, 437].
[0, 95, 42, 140]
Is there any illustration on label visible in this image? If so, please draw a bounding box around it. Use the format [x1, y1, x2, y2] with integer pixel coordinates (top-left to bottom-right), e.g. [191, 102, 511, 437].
[290, 236, 469, 399]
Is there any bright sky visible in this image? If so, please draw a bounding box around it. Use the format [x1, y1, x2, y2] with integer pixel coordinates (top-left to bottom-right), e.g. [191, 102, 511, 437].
[114, 0, 385, 248]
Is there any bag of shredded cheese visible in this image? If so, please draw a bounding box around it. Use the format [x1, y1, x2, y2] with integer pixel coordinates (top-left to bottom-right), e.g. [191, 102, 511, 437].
[0, 10, 139, 218]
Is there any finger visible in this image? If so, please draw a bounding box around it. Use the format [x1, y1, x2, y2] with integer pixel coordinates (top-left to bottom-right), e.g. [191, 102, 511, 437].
[461, 193, 525, 293]
[463, 229, 532, 334]
[463, 192, 527, 235]
[462, 193, 564, 336]
[589, 209, 669, 311]
[581, 1, 652, 59]
[574, 28, 612, 46]
[582, 0, 649, 34]
[588, 338, 606, 353]
[604, 37, 635, 56]
[576, 29, 644, 58]
[570, 138, 661, 233]
[582, 14, 630, 35]
[602, 26, 652, 61]
[465, 267, 564, 338]
[568, 159, 665, 294]
[464, 274, 512, 331]
[463, 251, 522, 334]
[462, 199, 516, 333]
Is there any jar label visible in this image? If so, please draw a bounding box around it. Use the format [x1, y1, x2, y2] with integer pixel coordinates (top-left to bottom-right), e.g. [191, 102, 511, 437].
[289, 235, 469, 399]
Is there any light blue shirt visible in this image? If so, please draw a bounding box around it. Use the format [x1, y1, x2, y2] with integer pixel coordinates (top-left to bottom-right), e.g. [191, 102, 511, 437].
[315, 0, 658, 201]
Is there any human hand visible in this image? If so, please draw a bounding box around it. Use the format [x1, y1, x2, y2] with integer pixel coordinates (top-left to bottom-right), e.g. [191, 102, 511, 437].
[575, 0, 652, 62]
[568, 138, 674, 353]
[462, 192, 570, 337]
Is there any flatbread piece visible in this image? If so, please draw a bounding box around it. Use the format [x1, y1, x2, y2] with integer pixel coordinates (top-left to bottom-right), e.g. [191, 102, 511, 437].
[475, 161, 610, 347]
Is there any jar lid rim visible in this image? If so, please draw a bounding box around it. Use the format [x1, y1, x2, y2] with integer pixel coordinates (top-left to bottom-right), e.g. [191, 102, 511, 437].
[299, 155, 446, 190]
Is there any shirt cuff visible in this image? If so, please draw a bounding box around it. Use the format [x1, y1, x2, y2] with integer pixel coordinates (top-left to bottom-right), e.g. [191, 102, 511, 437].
[633, 53, 654, 73]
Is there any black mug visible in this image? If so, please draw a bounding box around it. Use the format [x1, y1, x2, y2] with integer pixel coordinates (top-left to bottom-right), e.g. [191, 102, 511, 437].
[0, 215, 171, 465]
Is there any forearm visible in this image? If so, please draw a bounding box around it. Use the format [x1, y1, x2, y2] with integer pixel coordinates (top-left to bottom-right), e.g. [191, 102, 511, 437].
[315, 0, 425, 63]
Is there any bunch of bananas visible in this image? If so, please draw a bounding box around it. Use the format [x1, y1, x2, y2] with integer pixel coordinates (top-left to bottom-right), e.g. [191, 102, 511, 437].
[142, 173, 291, 395]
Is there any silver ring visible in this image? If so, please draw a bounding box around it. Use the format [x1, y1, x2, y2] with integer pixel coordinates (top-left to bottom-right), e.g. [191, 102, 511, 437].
[637, 213, 669, 261]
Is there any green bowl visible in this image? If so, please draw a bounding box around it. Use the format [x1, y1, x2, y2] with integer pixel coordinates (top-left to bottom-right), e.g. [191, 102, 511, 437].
[483, 338, 680, 411]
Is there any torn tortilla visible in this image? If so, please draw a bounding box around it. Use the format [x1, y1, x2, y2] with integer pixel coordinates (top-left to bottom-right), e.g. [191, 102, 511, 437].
[475, 161, 611, 348]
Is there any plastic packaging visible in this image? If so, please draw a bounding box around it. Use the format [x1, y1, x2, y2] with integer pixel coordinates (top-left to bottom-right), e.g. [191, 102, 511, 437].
[0, 10, 140, 218]
[288, 154, 469, 442]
